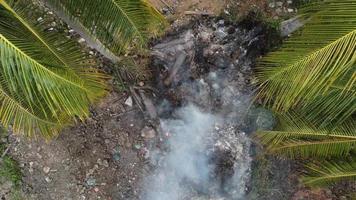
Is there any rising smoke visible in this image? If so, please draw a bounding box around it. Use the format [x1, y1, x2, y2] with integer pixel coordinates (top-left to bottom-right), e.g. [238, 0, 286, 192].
[142, 18, 265, 200]
[143, 104, 251, 200]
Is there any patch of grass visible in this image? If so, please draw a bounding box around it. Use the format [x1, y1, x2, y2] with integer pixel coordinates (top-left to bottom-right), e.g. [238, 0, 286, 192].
[0, 156, 22, 187]
[9, 189, 25, 200]
[247, 155, 271, 199]
[247, 153, 295, 200]
[0, 128, 23, 199]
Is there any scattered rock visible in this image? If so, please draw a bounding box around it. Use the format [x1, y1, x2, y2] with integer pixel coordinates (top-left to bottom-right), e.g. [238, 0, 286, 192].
[124, 96, 133, 107]
[45, 177, 52, 183]
[43, 166, 50, 174]
[96, 158, 103, 166]
[133, 144, 141, 150]
[269, 2, 276, 8]
[217, 19, 225, 26]
[78, 38, 85, 43]
[214, 28, 228, 40]
[86, 178, 96, 187]
[102, 159, 109, 168]
[140, 126, 156, 139]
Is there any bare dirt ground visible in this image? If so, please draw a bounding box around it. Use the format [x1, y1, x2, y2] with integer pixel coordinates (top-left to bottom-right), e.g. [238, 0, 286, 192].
[2, 0, 352, 200]
[10, 92, 148, 200]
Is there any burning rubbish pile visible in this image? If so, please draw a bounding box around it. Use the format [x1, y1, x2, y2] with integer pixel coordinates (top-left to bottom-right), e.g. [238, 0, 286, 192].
[140, 18, 274, 200]
[144, 106, 251, 200]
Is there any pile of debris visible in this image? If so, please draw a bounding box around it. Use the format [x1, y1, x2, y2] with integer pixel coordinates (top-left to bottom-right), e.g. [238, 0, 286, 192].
[138, 18, 274, 200]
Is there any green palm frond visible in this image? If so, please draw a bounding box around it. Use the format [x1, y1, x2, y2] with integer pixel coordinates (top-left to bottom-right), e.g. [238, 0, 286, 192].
[257, 114, 356, 159]
[0, 0, 107, 101]
[44, 0, 166, 56]
[303, 160, 356, 187]
[0, 0, 107, 137]
[257, 0, 356, 118]
[0, 34, 85, 137]
[255, 0, 356, 188]
[298, 85, 356, 129]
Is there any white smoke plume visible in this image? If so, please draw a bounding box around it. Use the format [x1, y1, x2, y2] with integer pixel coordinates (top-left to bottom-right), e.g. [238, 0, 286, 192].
[143, 104, 251, 200]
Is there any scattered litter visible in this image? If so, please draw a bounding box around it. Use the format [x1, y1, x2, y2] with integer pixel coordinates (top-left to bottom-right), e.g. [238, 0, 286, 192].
[112, 147, 121, 161]
[124, 96, 133, 107]
[86, 178, 96, 187]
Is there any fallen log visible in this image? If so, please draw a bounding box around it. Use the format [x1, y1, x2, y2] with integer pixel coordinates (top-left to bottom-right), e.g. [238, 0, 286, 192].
[153, 38, 187, 50]
[184, 11, 214, 16]
[280, 16, 307, 37]
[139, 90, 158, 120]
[164, 52, 187, 86]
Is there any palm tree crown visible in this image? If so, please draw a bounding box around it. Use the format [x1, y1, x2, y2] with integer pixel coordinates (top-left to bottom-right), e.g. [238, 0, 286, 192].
[256, 0, 356, 186]
[0, 0, 164, 138]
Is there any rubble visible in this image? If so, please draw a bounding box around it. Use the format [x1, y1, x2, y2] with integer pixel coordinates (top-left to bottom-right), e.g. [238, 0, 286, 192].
[140, 126, 156, 139]
[144, 18, 271, 200]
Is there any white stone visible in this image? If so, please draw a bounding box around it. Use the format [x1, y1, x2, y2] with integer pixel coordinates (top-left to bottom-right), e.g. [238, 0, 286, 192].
[124, 96, 133, 107]
[141, 126, 156, 139]
[45, 177, 52, 183]
[78, 38, 86, 43]
[43, 166, 50, 174]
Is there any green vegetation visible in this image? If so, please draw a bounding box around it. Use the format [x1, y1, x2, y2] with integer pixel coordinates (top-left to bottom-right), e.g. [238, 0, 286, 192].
[44, 0, 166, 61]
[256, 0, 356, 187]
[0, 0, 164, 138]
[0, 157, 22, 186]
[0, 155, 24, 200]
[0, 128, 23, 199]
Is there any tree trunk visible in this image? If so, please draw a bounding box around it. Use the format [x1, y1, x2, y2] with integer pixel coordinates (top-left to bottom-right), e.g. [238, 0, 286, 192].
[43, 0, 121, 63]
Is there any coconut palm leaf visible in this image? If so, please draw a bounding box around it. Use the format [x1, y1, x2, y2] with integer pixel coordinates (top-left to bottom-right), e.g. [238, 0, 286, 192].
[0, 0, 107, 101]
[257, 0, 356, 120]
[298, 85, 356, 129]
[0, 34, 86, 137]
[0, 0, 106, 137]
[44, 0, 166, 58]
[255, 0, 356, 188]
[303, 160, 356, 186]
[257, 113, 356, 159]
